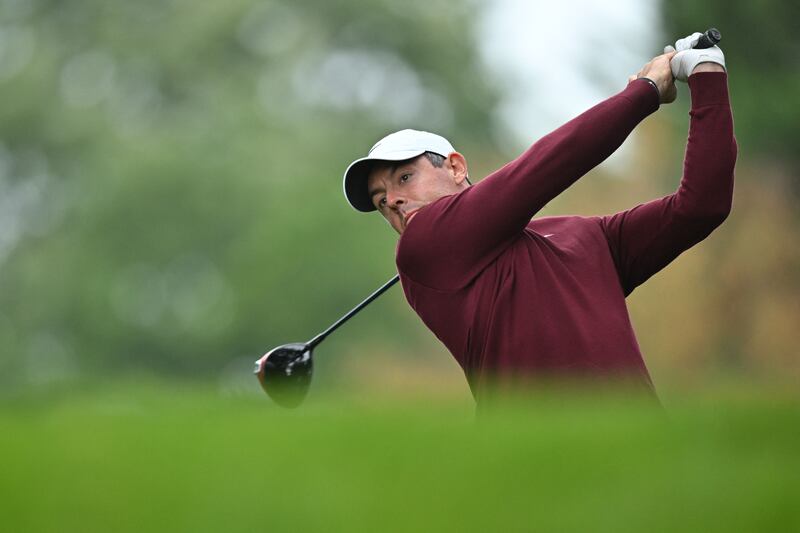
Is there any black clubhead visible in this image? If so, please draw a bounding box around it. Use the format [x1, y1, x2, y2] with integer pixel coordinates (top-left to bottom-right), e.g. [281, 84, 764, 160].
[254, 343, 313, 408]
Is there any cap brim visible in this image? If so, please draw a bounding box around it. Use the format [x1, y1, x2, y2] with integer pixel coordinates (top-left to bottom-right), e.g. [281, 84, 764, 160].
[342, 150, 426, 212]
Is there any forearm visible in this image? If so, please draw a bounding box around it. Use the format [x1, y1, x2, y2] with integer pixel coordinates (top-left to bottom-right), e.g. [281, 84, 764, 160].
[472, 79, 659, 232]
[675, 72, 736, 221]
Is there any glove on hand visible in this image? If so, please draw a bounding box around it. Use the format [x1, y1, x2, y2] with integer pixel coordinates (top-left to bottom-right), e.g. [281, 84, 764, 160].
[664, 32, 725, 83]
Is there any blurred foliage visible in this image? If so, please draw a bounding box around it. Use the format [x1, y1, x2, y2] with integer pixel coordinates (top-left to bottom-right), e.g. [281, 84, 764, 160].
[0, 0, 499, 392]
[0, 0, 798, 398]
[662, 0, 800, 177]
[651, 3, 800, 385]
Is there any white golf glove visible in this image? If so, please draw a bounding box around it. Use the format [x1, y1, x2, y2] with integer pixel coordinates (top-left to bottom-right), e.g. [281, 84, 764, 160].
[664, 32, 725, 82]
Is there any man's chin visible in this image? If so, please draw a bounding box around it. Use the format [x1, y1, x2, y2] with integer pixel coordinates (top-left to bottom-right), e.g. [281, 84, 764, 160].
[398, 211, 419, 235]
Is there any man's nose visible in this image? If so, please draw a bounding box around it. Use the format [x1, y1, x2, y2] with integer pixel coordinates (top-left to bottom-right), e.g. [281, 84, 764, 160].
[386, 191, 405, 209]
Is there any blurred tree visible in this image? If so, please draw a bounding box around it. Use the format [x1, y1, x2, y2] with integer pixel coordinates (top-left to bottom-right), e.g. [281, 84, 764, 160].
[3, 0, 797, 395]
[662, 0, 800, 179]
[652, 2, 800, 384]
[0, 0, 500, 389]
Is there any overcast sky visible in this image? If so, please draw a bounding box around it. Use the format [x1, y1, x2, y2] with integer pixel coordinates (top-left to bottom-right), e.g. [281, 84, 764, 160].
[480, 0, 661, 147]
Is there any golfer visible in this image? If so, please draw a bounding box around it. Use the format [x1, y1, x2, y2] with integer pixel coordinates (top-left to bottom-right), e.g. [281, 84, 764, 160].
[342, 33, 735, 401]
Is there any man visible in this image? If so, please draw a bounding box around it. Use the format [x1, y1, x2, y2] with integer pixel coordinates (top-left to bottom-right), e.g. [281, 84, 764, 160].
[342, 33, 736, 402]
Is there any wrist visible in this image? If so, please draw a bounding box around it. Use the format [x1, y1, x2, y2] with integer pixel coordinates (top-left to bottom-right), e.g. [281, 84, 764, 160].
[640, 77, 660, 100]
[691, 62, 726, 76]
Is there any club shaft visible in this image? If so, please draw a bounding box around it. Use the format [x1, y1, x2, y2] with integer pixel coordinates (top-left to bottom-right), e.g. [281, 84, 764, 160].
[307, 275, 401, 349]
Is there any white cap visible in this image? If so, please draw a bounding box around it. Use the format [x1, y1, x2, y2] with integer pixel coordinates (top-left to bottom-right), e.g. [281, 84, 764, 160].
[342, 129, 456, 212]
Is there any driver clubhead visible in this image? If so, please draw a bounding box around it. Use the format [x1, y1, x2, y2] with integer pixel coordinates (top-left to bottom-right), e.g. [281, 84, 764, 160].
[254, 343, 313, 408]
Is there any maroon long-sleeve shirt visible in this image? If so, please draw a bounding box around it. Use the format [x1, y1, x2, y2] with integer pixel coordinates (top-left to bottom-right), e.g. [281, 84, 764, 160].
[396, 73, 736, 400]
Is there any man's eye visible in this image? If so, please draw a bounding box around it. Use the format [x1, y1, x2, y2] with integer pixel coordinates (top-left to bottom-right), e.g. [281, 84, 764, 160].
[379, 198, 387, 206]
[400, 174, 410, 182]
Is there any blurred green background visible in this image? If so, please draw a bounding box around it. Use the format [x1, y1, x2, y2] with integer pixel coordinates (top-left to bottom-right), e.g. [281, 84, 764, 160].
[1, 0, 797, 400]
[0, 0, 800, 400]
[0, 0, 798, 529]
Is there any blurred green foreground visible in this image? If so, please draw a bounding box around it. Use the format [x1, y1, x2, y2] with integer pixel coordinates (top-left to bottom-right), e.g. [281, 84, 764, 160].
[2, 384, 798, 532]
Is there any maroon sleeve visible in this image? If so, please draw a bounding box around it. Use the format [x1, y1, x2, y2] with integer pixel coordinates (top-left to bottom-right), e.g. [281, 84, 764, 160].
[397, 79, 660, 291]
[599, 72, 737, 296]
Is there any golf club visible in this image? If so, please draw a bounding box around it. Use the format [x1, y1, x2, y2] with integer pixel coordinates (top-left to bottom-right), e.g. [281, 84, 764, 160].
[254, 274, 400, 407]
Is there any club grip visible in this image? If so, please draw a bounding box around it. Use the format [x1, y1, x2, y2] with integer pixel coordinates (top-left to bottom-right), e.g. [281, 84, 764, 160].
[694, 28, 722, 49]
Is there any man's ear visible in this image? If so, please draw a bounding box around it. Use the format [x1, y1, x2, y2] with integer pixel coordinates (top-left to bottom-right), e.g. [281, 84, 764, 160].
[446, 152, 469, 186]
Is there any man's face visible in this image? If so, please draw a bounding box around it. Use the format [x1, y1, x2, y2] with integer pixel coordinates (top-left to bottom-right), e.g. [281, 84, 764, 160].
[366, 153, 469, 235]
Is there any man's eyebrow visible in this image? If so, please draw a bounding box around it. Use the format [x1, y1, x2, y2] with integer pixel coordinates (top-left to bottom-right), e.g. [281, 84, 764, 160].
[368, 184, 384, 199]
[367, 162, 402, 198]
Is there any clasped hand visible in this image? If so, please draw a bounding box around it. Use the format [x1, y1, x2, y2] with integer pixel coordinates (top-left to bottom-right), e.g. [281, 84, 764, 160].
[628, 31, 726, 105]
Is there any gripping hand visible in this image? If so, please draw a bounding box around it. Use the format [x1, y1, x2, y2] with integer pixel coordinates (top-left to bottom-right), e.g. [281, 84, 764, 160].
[664, 32, 726, 82]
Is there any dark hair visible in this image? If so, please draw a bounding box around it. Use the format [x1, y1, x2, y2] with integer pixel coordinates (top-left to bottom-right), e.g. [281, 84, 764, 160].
[422, 151, 471, 185]
[422, 151, 445, 168]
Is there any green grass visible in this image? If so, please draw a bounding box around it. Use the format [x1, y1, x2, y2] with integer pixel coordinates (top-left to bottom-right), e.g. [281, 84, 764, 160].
[1, 382, 798, 532]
